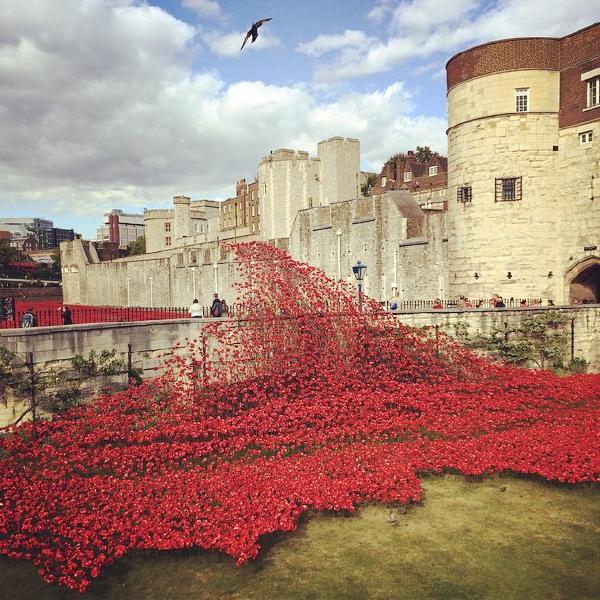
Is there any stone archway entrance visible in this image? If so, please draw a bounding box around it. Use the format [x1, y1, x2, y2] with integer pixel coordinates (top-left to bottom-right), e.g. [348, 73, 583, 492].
[567, 258, 600, 304]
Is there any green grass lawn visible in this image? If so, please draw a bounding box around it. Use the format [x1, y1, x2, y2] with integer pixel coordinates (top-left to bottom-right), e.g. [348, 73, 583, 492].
[1, 475, 598, 600]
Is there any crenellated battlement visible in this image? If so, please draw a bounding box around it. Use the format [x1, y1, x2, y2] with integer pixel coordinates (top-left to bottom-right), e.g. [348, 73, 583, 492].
[144, 209, 173, 220]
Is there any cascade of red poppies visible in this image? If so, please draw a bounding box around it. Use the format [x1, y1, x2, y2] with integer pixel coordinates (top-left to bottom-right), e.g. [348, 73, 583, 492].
[1, 241, 599, 592]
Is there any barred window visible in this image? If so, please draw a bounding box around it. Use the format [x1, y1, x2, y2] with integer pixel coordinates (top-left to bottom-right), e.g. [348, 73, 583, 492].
[457, 186, 472, 203]
[515, 88, 528, 112]
[165, 236, 171, 246]
[495, 177, 522, 202]
[164, 222, 171, 232]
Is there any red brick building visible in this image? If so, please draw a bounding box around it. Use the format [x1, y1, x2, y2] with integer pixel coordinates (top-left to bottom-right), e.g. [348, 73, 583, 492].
[369, 150, 448, 199]
[220, 179, 260, 234]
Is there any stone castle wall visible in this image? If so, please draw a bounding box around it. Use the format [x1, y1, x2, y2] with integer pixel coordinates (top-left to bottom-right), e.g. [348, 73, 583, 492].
[396, 304, 600, 369]
[289, 191, 448, 302]
[63, 27, 599, 310]
[144, 209, 173, 253]
[2, 305, 598, 426]
[446, 32, 599, 302]
[447, 70, 559, 129]
[258, 149, 319, 241]
[258, 137, 360, 241]
[0, 318, 213, 428]
[317, 137, 361, 206]
[557, 120, 600, 301]
[61, 239, 243, 308]
[447, 111, 562, 301]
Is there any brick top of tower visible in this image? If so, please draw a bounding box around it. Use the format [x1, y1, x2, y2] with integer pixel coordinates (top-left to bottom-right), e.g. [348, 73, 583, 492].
[446, 22, 599, 91]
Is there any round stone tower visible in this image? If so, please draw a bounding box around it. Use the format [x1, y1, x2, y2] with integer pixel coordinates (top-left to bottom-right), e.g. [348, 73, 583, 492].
[446, 37, 563, 301]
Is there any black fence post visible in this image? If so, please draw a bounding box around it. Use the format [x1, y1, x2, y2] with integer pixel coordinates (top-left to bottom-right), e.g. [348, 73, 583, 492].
[571, 318, 575, 362]
[25, 351, 36, 439]
[127, 343, 132, 381]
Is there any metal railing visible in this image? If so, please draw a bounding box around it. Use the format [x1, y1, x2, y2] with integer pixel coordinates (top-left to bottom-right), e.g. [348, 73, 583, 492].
[384, 298, 546, 311]
[0, 304, 244, 329]
[0, 297, 577, 329]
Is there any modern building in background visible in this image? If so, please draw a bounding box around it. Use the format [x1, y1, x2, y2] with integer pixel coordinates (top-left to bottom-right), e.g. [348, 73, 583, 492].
[96, 209, 145, 248]
[0, 218, 74, 250]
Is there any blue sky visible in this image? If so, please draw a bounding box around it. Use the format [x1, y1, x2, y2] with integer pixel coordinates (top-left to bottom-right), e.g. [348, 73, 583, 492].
[0, 0, 596, 238]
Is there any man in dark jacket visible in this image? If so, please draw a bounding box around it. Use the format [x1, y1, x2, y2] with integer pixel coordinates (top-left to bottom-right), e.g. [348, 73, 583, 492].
[61, 305, 73, 325]
[210, 293, 223, 317]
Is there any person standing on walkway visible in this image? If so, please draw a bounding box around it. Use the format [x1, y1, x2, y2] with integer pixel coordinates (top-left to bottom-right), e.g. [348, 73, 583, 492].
[210, 293, 223, 317]
[21, 307, 37, 328]
[61, 305, 73, 325]
[189, 299, 203, 318]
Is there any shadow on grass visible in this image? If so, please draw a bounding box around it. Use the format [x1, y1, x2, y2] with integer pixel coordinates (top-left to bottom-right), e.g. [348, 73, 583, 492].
[1, 474, 598, 600]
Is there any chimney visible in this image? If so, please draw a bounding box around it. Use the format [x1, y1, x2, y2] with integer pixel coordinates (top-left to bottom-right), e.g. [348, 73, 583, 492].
[108, 213, 120, 245]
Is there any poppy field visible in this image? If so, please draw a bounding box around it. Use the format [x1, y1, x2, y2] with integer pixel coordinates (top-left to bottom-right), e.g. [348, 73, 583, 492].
[1, 241, 599, 592]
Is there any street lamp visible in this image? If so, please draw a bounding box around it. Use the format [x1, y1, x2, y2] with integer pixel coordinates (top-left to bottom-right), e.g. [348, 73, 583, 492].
[352, 260, 367, 310]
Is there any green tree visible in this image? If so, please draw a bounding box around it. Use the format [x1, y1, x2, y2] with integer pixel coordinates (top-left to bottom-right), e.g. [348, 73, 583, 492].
[461, 312, 571, 370]
[415, 146, 433, 163]
[387, 152, 406, 164]
[48, 247, 62, 278]
[0, 240, 30, 269]
[361, 174, 377, 197]
[127, 236, 146, 256]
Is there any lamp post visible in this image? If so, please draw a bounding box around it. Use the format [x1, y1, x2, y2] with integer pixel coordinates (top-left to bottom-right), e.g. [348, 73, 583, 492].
[352, 260, 367, 310]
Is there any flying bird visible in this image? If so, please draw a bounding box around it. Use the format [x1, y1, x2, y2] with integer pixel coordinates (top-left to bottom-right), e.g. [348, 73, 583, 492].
[240, 18, 272, 51]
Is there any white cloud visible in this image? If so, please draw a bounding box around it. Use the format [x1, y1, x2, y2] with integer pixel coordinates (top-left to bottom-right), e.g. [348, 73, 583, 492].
[182, 0, 223, 19]
[313, 0, 595, 82]
[296, 30, 374, 57]
[390, 0, 478, 32]
[204, 28, 281, 57]
[0, 0, 446, 235]
[367, 0, 393, 23]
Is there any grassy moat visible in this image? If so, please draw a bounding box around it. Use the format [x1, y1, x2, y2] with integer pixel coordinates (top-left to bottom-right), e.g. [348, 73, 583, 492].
[1, 475, 598, 600]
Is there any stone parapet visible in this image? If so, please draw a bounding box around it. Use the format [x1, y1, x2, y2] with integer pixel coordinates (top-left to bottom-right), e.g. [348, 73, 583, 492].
[394, 304, 600, 370]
